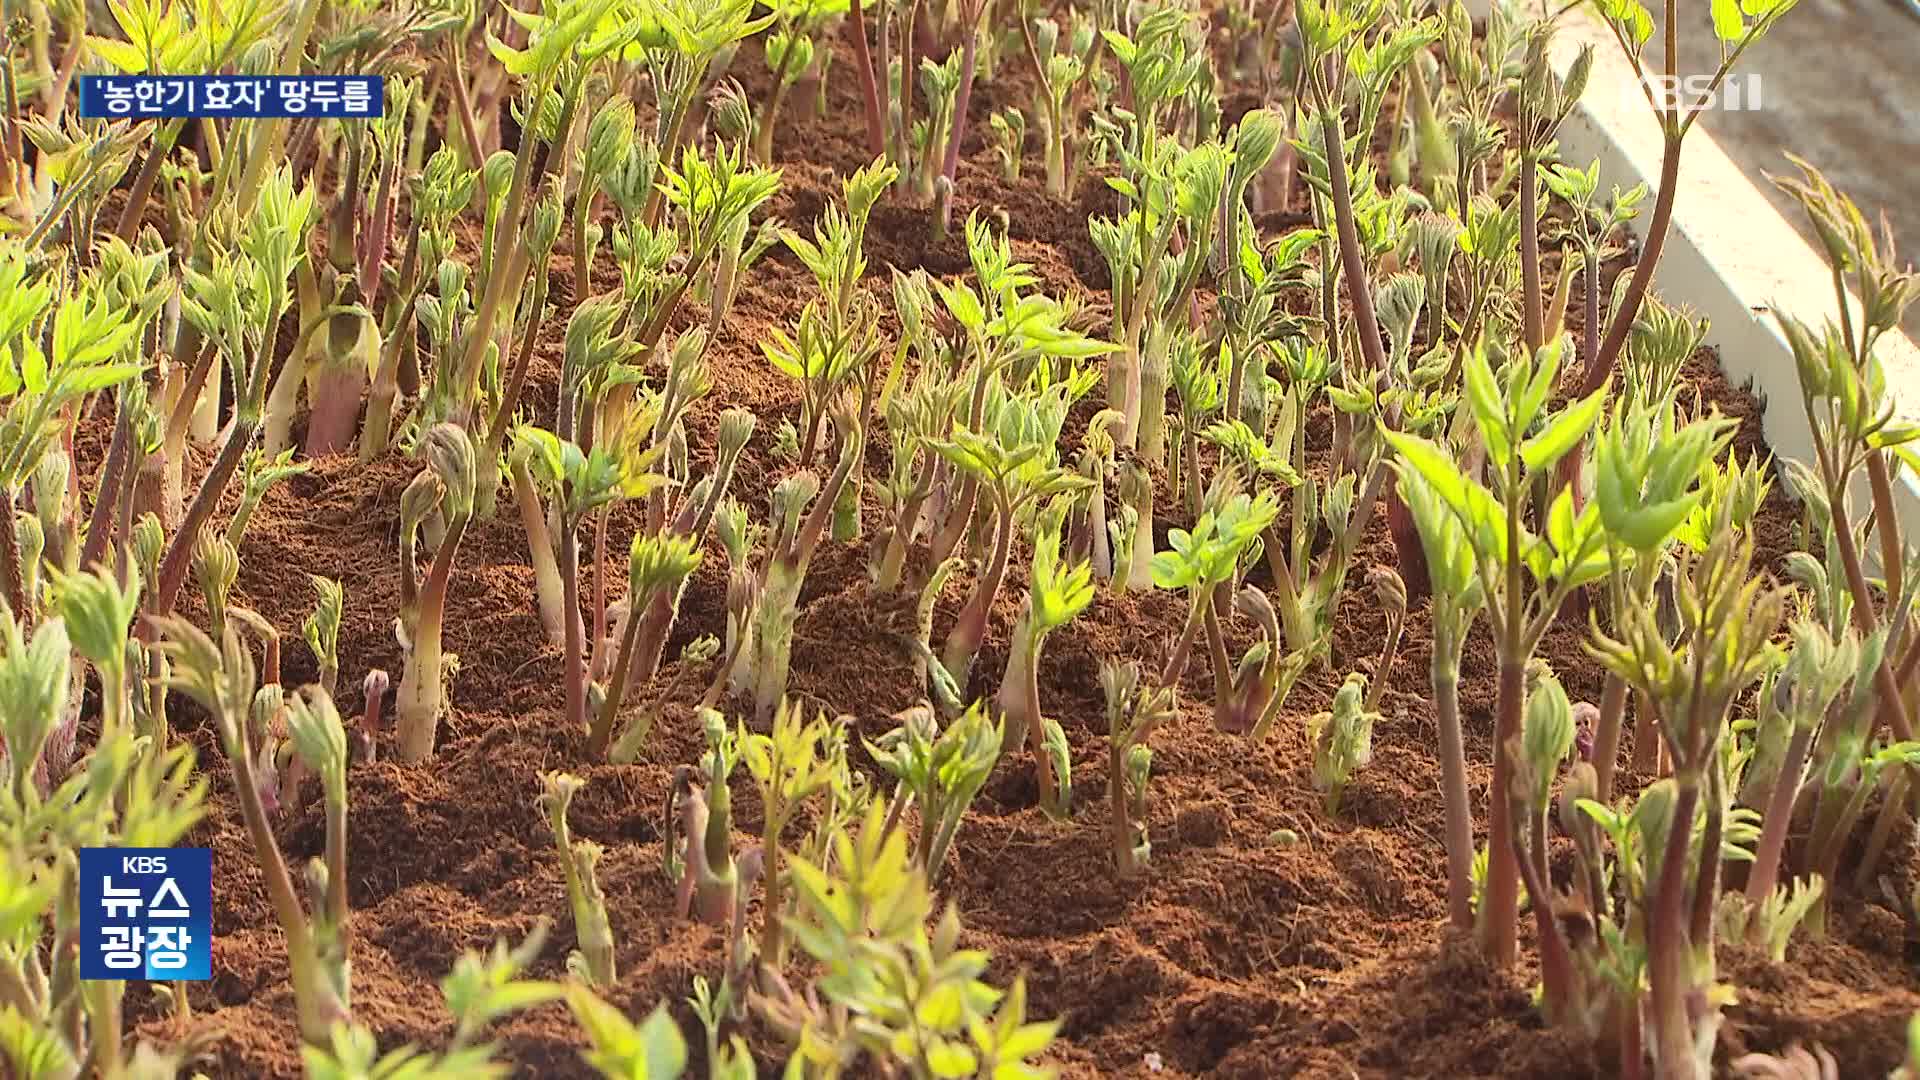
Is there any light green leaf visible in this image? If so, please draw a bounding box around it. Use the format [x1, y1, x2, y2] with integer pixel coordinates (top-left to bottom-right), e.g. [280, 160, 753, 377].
[1520, 386, 1606, 474]
[1711, 0, 1744, 40]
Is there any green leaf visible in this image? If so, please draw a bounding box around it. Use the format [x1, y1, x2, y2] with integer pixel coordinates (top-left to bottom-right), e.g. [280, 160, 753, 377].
[927, 1039, 979, 1078]
[1519, 386, 1606, 473]
[20, 338, 46, 394]
[997, 1019, 1063, 1062]
[1711, 0, 1745, 40]
[60, 362, 143, 396]
[1382, 429, 1469, 518]
[565, 987, 688, 1080]
[938, 279, 987, 334]
[1461, 341, 1510, 463]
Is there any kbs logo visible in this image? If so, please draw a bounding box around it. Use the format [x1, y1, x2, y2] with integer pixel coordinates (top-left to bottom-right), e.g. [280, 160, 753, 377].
[78, 847, 213, 981]
[1629, 73, 1765, 113]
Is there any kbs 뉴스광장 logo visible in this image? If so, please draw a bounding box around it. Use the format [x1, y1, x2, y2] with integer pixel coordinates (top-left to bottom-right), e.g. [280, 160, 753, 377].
[78, 847, 212, 981]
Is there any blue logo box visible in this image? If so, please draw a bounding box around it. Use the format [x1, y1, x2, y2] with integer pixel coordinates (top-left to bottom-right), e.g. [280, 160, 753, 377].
[78, 75, 383, 119]
[78, 847, 212, 981]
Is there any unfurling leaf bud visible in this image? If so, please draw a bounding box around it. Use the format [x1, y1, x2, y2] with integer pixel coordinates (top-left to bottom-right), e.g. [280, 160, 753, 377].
[666, 424, 689, 484]
[238, 39, 275, 76]
[304, 858, 328, 913]
[1560, 44, 1593, 118]
[718, 408, 756, 459]
[287, 686, 350, 798]
[0, 615, 72, 789]
[726, 563, 758, 624]
[708, 80, 752, 142]
[305, 576, 344, 668]
[1125, 742, 1153, 810]
[480, 150, 516, 208]
[771, 472, 821, 537]
[421, 423, 479, 518]
[193, 530, 240, 620]
[252, 740, 282, 817]
[628, 532, 702, 596]
[537, 770, 586, 830]
[1633, 780, 1678, 888]
[1041, 716, 1073, 819]
[1309, 674, 1377, 814]
[399, 471, 444, 531]
[1781, 620, 1856, 732]
[1234, 107, 1285, 181]
[715, 499, 752, 567]
[682, 635, 721, 666]
[32, 449, 69, 530]
[57, 566, 141, 671]
[1369, 565, 1407, 623]
[583, 100, 636, 181]
[15, 513, 43, 603]
[356, 669, 390, 762]
[1522, 675, 1575, 805]
[566, 840, 615, 986]
[528, 192, 565, 259]
[131, 513, 164, 587]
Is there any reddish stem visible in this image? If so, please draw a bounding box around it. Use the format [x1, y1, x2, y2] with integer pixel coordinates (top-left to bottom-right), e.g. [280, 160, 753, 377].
[848, 0, 887, 160]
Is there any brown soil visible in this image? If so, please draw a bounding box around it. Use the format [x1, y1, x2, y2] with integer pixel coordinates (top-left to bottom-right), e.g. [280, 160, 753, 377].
[107, 26, 1920, 1080]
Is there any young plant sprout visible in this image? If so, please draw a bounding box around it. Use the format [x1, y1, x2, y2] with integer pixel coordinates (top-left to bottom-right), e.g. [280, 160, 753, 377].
[1583, 534, 1786, 1077]
[993, 504, 1092, 818]
[765, 159, 895, 468]
[538, 772, 616, 987]
[932, 403, 1093, 696]
[753, 0, 847, 163]
[744, 402, 865, 723]
[988, 106, 1025, 182]
[0, 602, 206, 1074]
[1110, 461, 1154, 593]
[1102, 658, 1177, 878]
[226, 449, 309, 547]
[1020, 12, 1101, 199]
[669, 709, 743, 926]
[155, 616, 354, 1048]
[394, 424, 478, 762]
[510, 418, 666, 746]
[304, 574, 345, 700]
[1148, 487, 1281, 732]
[1587, 378, 1738, 796]
[761, 800, 1062, 1076]
[1384, 333, 1612, 969]
[1308, 672, 1377, 816]
[304, 924, 563, 1076]
[740, 700, 849, 970]
[1364, 566, 1406, 710]
[1394, 466, 1486, 928]
[869, 700, 1002, 882]
[55, 565, 142, 743]
[1770, 158, 1920, 880]
[159, 171, 315, 620]
[871, 370, 964, 593]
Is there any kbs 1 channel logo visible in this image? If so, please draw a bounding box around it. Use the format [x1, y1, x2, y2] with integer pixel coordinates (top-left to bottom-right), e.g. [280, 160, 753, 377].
[78, 848, 213, 982]
[77, 75, 384, 120]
